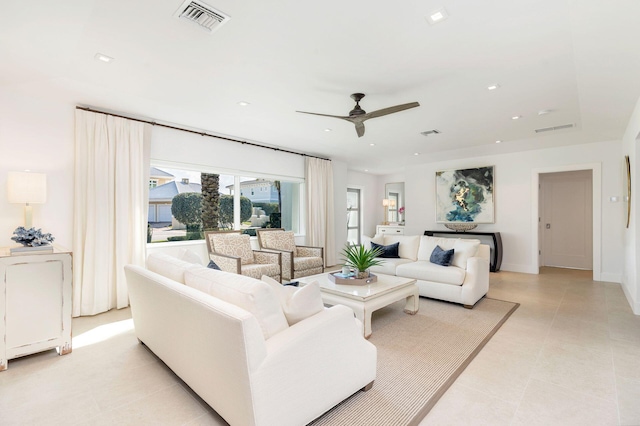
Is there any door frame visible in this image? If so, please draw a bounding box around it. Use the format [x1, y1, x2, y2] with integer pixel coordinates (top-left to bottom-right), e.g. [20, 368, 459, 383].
[531, 163, 601, 281]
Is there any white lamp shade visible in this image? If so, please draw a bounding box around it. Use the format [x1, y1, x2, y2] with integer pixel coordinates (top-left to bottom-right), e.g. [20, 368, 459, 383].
[382, 199, 390, 206]
[7, 172, 47, 204]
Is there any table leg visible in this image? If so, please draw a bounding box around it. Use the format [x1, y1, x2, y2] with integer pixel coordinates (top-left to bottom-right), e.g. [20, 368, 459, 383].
[363, 309, 373, 339]
[403, 291, 419, 315]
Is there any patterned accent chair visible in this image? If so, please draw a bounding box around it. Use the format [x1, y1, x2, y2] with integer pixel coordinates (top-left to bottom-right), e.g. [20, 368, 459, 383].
[205, 231, 281, 282]
[256, 229, 324, 281]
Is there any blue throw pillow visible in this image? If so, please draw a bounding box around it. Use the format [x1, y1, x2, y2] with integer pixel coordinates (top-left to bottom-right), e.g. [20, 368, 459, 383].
[371, 241, 400, 258]
[207, 260, 221, 270]
[430, 245, 455, 266]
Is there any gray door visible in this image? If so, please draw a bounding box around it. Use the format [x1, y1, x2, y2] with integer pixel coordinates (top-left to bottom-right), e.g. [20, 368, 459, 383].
[540, 170, 593, 269]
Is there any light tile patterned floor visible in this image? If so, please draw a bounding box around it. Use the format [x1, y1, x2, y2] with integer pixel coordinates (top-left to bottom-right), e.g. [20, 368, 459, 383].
[1, 268, 638, 425]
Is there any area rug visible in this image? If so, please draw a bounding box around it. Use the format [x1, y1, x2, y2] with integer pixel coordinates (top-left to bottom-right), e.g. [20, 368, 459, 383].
[310, 297, 519, 426]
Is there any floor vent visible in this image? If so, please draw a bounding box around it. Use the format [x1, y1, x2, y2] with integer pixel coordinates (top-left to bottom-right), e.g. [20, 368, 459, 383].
[534, 123, 575, 133]
[421, 129, 441, 137]
[174, 0, 230, 33]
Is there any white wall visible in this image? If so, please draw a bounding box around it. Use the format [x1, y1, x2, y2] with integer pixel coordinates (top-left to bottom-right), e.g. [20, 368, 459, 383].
[622, 96, 640, 314]
[371, 140, 624, 279]
[0, 91, 75, 249]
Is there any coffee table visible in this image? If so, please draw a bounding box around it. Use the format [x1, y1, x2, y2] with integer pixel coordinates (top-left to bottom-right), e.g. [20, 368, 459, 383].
[297, 272, 419, 338]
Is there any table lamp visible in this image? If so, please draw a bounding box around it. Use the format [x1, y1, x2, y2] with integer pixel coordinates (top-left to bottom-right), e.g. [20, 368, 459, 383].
[382, 199, 390, 225]
[7, 171, 47, 228]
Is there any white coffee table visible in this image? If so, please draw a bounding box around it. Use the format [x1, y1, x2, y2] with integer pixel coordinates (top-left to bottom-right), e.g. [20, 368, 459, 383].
[297, 272, 419, 338]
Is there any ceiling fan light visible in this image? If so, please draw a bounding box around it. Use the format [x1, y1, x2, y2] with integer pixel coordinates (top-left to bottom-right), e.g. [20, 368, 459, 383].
[487, 84, 500, 90]
[426, 7, 448, 25]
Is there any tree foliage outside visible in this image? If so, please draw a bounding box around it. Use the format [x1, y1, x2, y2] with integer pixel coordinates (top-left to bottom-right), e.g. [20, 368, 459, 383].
[252, 202, 279, 217]
[219, 195, 252, 228]
[171, 192, 203, 228]
[201, 173, 220, 231]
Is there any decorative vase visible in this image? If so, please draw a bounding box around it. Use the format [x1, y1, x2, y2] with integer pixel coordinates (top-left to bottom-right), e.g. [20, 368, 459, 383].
[356, 269, 369, 279]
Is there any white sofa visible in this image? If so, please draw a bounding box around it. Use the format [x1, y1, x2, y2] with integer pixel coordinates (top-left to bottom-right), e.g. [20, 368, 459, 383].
[125, 253, 376, 426]
[364, 234, 490, 308]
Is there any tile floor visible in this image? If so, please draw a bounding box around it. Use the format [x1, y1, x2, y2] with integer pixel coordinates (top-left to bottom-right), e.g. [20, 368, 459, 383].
[0, 268, 638, 425]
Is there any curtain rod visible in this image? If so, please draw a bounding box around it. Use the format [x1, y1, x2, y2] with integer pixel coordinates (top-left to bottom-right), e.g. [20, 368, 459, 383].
[75, 106, 331, 161]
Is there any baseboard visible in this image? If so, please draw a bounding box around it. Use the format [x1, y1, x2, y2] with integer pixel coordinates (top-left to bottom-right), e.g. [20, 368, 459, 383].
[621, 281, 640, 315]
[599, 272, 622, 284]
[499, 263, 538, 274]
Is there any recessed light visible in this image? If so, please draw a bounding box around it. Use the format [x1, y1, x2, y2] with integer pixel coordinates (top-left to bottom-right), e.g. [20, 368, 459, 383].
[369, 143, 375, 146]
[487, 84, 500, 90]
[364, 169, 369, 172]
[495, 140, 502, 144]
[414, 152, 420, 156]
[324, 128, 332, 132]
[426, 7, 448, 24]
[94, 53, 113, 63]
[237, 101, 250, 106]
[538, 109, 554, 115]
[511, 115, 521, 120]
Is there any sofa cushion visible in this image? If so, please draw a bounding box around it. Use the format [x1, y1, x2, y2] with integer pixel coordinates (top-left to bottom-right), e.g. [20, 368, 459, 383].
[371, 241, 400, 258]
[361, 234, 384, 250]
[241, 263, 281, 280]
[293, 256, 324, 270]
[430, 245, 455, 266]
[369, 258, 414, 275]
[176, 248, 203, 265]
[184, 267, 289, 339]
[396, 261, 466, 286]
[146, 253, 198, 284]
[381, 235, 420, 261]
[451, 239, 481, 269]
[261, 275, 324, 325]
[417, 236, 458, 261]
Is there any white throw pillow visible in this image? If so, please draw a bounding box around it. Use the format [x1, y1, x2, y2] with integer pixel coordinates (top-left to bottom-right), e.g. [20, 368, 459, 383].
[451, 239, 481, 269]
[184, 267, 289, 339]
[261, 275, 324, 325]
[177, 248, 203, 265]
[382, 235, 420, 260]
[361, 235, 384, 250]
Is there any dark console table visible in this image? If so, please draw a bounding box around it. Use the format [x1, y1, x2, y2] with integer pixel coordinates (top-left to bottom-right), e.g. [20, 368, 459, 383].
[424, 230, 503, 272]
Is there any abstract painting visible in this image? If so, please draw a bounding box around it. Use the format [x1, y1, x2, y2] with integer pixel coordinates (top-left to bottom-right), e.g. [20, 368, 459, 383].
[436, 166, 494, 223]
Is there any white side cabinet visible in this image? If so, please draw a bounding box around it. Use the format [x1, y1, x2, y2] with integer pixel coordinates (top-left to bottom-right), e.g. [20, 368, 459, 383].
[0, 248, 72, 371]
[376, 225, 405, 235]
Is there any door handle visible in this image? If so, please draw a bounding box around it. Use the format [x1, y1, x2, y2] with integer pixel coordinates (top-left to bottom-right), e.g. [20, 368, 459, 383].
[546, 223, 551, 229]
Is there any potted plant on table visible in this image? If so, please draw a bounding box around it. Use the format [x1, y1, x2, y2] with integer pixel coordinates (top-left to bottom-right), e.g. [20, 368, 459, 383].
[341, 243, 384, 279]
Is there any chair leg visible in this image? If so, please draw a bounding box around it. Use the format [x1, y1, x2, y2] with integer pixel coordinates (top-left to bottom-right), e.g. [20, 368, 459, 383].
[361, 381, 374, 391]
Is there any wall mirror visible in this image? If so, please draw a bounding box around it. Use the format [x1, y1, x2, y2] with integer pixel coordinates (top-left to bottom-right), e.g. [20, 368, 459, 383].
[385, 182, 405, 224]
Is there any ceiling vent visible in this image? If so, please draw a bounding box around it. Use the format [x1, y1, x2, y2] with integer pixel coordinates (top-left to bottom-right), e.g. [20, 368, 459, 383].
[421, 129, 441, 137]
[174, 0, 230, 33]
[534, 123, 575, 133]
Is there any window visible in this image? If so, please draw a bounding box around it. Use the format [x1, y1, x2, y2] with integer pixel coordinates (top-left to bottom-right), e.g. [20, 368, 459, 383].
[149, 179, 158, 188]
[347, 188, 361, 245]
[147, 167, 301, 243]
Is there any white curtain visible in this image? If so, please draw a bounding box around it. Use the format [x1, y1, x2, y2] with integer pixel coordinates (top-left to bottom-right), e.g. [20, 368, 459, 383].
[73, 109, 150, 317]
[305, 157, 336, 266]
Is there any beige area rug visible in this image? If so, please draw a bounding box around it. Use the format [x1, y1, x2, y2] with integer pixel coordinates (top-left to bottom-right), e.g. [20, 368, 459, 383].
[310, 297, 519, 426]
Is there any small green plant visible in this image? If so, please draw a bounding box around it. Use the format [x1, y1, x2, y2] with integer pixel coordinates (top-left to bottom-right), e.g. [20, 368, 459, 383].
[341, 243, 384, 278]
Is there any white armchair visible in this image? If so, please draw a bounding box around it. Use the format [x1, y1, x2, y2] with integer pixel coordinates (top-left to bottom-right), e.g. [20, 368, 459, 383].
[256, 228, 324, 281]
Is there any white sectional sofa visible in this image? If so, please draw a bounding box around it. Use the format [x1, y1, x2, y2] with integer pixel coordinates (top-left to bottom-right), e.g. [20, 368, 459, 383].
[125, 252, 376, 426]
[364, 234, 490, 308]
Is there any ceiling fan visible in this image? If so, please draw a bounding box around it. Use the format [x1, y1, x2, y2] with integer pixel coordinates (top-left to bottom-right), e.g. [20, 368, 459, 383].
[296, 93, 420, 137]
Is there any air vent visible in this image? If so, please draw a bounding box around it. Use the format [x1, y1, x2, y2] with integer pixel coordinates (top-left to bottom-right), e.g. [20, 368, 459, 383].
[174, 0, 230, 33]
[421, 129, 441, 136]
[534, 123, 575, 133]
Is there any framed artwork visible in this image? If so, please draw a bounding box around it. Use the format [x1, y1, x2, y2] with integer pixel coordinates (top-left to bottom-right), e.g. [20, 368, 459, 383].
[436, 166, 495, 223]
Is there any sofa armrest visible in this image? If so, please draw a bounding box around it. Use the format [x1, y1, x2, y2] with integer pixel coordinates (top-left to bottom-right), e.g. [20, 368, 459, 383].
[251, 305, 376, 426]
[253, 250, 281, 266]
[461, 256, 490, 307]
[209, 253, 241, 274]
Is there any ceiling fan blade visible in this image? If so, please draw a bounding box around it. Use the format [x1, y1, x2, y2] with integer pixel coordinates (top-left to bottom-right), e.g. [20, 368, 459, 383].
[363, 102, 420, 120]
[355, 122, 365, 137]
[296, 111, 350, 120]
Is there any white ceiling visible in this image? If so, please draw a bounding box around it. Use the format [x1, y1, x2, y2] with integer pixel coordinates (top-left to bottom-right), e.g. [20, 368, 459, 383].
[2, 0, 640, 174]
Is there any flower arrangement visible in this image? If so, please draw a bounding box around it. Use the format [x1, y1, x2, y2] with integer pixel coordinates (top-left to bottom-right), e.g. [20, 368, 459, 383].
[11, 227, 55, 247]
[398, 206, 405, 215]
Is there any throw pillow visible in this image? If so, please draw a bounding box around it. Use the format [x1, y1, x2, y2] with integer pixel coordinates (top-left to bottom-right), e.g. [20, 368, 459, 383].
[451, 239, 481, 268]
[184, 268, 288, 339]
[371, 241, 400, 258]
[430, 245, 455, 266]
[262, 275, 324, 325]
[207, 259, 221, 270]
